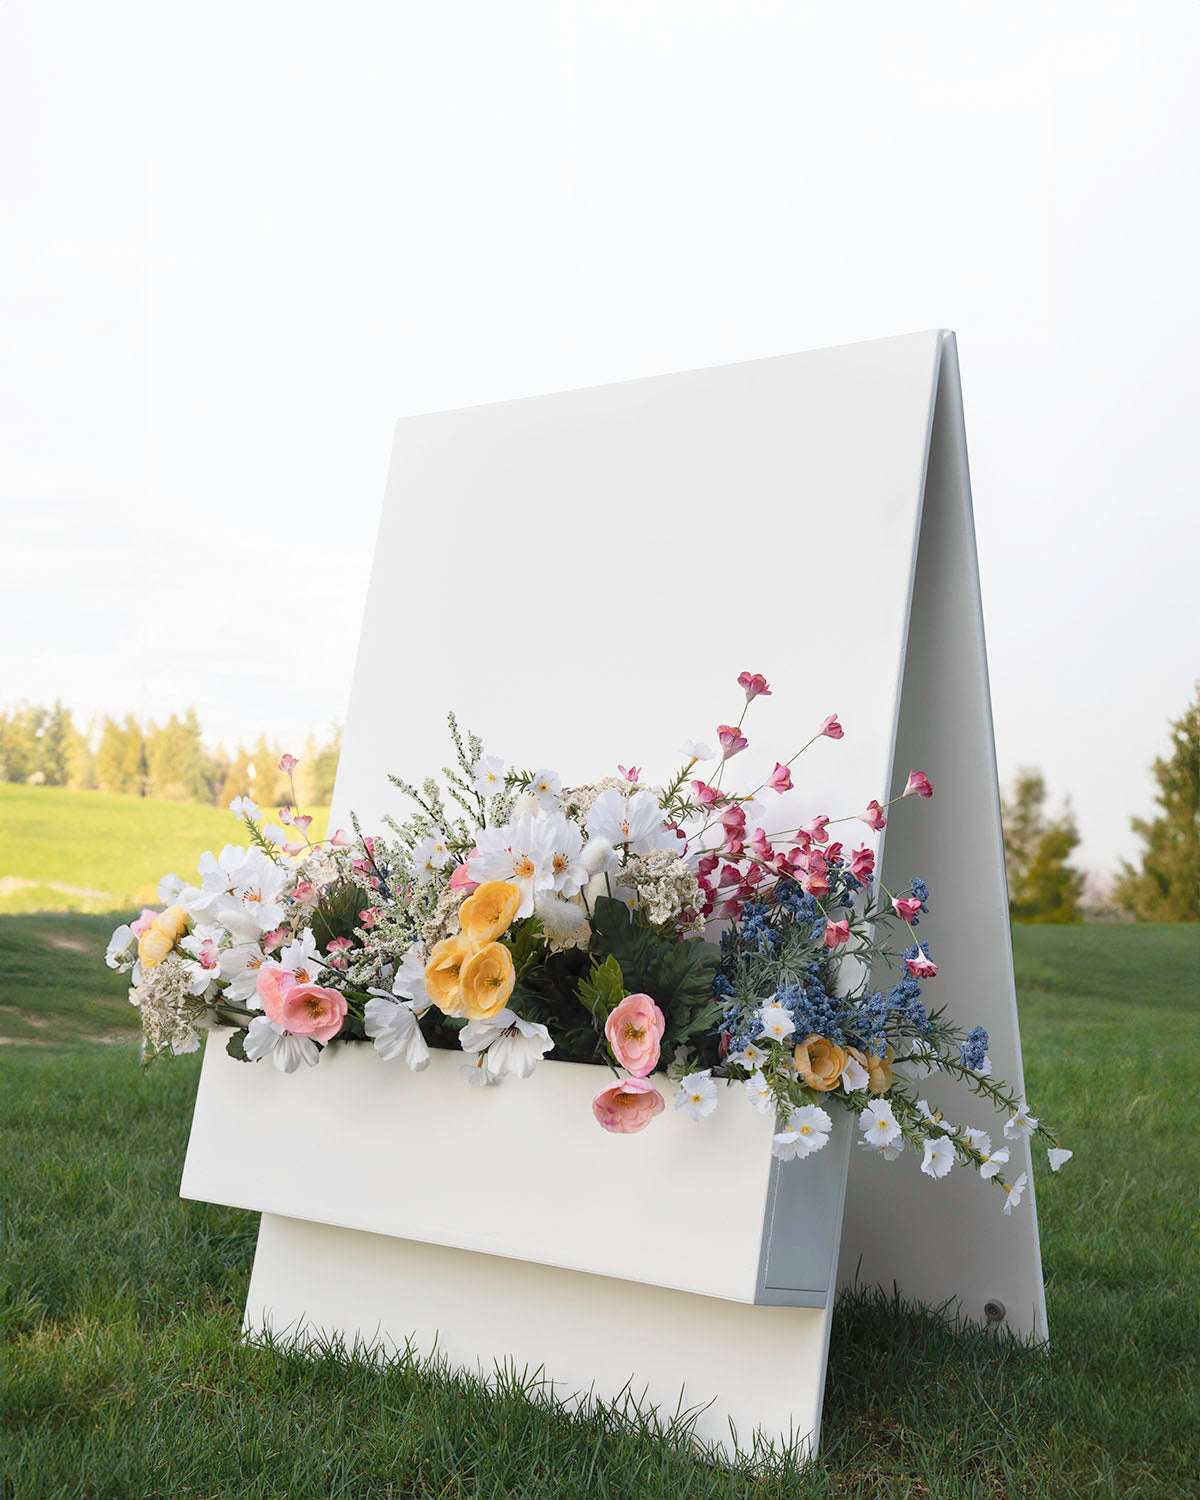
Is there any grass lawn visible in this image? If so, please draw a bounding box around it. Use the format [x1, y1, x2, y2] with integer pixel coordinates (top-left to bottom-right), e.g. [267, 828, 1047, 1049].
[2, 919, 1197, 1498]
[0, 785, 328, 914]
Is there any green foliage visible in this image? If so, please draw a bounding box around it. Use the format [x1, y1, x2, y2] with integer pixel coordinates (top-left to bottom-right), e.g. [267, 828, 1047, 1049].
[574, 952, 625, 1023]
[1114, 685, 1200, 921]
[224, 1026, 250, 1061]
[2, 922, 1197, 1496]
[308, 874, 373, 954]
[1002, 768, 1084, 923]
[503, 916, 548, 980]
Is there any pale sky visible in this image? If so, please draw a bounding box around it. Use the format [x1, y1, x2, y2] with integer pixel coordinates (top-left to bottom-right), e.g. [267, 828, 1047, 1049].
[2, 2, 1197, 877]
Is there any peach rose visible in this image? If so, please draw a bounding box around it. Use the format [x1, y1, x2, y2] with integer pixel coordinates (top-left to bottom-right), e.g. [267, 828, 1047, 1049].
[865, 1043, 894, 1094]
[793, 1033, 847, 1091]
[459, 881, 520, 944]
[592, 1078, 666, 1134]
[137, 903, 189, 968]
[424, 934, 476, 1015]
[604, 993, 666, 1078]
[275, 981, 347, 1043]
[458, 942, 516, 1021]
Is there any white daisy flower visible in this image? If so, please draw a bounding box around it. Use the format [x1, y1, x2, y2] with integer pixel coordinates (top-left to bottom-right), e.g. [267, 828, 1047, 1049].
[859, 1098, 901, 1146]
[1001, 1171, 1029, 1214]
[859, 1133, 905, 1161]
[840, 1053, 869, 1092]
[727, 1041, 769, 1071]
[773, 1104, 832, 1160]
[743, 1069, 774, 1115]
[979, 1144, 1010, 1179]
[963, 1126, 992, 1153]
[920, 1135, 956, 1179]
[529, 768, 562, 809]
[472, 755, 506, 797]
[675, 1070, 718, 1121]
[757, 1003, 795, 1044]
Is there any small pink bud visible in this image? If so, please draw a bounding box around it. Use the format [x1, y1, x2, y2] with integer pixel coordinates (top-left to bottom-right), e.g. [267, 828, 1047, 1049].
[904, 770, 933, 799]
[766, 762, 792, 793]
[279, 753, 298, 774]
[859, 799, 888, 831]
[737, 671, 772, 701]
[893, 896, 923, 923]
[717, 724, 749, 760]
[819, 713, 843, 740]
[823, 918, 851, 948]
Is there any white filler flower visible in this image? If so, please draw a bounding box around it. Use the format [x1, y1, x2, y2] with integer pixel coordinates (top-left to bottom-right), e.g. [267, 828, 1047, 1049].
[979, 1145, 1009, 1180]
[757, 1003, 795, 1044]
[675, 1070, 718, 1121]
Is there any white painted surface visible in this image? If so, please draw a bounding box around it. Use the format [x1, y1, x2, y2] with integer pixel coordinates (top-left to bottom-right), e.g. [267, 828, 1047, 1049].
[246, 1211, 834, 1460]
[182, 1034, 779, 1304]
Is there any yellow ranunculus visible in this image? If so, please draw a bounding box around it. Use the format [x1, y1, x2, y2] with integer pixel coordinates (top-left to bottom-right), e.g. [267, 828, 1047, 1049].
[793, 1034, 847, 1091]
[458, 881, 521, 944]
[458, 942, 516, 1021]
[424, 934, 476, 1015]
[866, 1044, 894, 1095]
[137, 903, 189, 969]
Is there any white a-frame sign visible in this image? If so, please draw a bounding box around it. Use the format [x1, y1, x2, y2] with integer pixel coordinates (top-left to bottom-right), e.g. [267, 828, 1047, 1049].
[181, 330, 1046, 1459]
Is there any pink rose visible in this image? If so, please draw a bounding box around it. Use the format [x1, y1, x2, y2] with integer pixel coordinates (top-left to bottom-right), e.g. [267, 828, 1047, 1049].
[737, 671, 772, 701]
[820, 713, 844, 740]
[823, 918, 851, 948]
[893, 896, 923, 923]
[604, 992, 666, 1077]
[766, 762, 792, 793]
[904, 770, 933, 799]
[859, 799, 888, 831]
[276, 981, 347, 1043]
[592, 1078, 666, 1134]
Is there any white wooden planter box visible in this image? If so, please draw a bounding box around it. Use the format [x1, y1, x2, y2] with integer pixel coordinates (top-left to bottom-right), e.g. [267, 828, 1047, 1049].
[181, 1029, 852, 1454]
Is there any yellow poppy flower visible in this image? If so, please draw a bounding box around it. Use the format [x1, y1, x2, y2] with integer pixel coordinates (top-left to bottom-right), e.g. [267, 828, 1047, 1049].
[458, 942, 516, 1021]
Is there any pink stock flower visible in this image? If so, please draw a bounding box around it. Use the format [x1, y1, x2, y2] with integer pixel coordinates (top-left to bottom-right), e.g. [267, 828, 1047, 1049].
[849, 845, 875, 882]
[717, 725, 749, 760]
[766, 762, 793, 793]
[279, 753, 298, 774]
[292, 881, 319, 906]
[277, 981, 347, 1043]
[737, 671, 772, 701]
[859, 800, 888, 831]
[820, 713, 844, 740]
[893, 896, 923, 923]
[904, 770, 933, 799]
[604, 992, 666, 1077]
[801, 815, 830, 845]
[823, 918, 851, 948]
[592, 1078, 666, 1134]
[906, 950, 939, 978]
[618, 763, 641, 782]
[719, 803, 746, 831]
[691, 780, 724, 807]
[131, 908, 158, 937]
[825, 841, 843, 864]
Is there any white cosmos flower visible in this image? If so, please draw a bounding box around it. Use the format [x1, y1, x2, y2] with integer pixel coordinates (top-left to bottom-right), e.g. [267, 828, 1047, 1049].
[472, 755, 506, 797]
[229, 795, 260, 818]
[363, 995, 430, 1071]
[979, 1144, 1009, 1180]
[262, 824, 287, 846]
[529, 768, 562, 810]
[921, 1135, 956, 1179]
[1003, 1100, 1039, 1139]
[680, 740, 715, 762]
[1047, 1148, 1073, 1172]
[243, 1016, 319, 1073]
[675, 1070, 718, 1121]
[218, 943, 269, 1007]
[840, 1053, 869, 1092]
[727, 1041, 769, 1071]
[744, 1069, 774, 1115]
[459, 1009, 554, 1079]
[547, 816, 586, 897]
[105, 924, 137, 970]
[470, 812, 559, 918]
[157, 873, 186, 904]
[859, 1099, 901, 1146]
[1001, 1170, 1029, 1214]
[860, 1133, 905, 1162]
[585, 788, 672, 855]
[773, 1104, 833, 1160]
[460, 1056, 496, 1087]
[391, 945, 431, 1010]
[197, 844, 252, 900]
[272, 930, 323, 986]
[757, 1004, 795, 1045]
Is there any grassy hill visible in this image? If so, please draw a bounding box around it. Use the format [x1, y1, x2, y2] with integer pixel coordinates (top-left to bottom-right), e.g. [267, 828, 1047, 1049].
[0, 784, 329, 915]
[1, 917, 1197, 1495]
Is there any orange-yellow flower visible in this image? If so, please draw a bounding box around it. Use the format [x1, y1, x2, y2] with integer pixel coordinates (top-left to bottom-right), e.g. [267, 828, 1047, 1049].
[137, 903, 189, 969]
[458, 942, 516, 1021]
[458, 881, 520, 944]
[793, 1033, 847, 1091]
[866, 1044, 894, 1094]
[424, 933, 476, 1015]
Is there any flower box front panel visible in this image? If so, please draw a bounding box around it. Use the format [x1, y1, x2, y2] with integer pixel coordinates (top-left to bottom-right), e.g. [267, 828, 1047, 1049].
[181, 1031, 849, 1307]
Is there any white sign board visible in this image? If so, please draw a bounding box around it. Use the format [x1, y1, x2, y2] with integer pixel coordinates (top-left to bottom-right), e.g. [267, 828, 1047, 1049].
[183, 329, 1045, 1456]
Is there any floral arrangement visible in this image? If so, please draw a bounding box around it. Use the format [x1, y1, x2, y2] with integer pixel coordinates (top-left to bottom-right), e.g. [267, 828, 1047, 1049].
[106, 677, 1070, 1208]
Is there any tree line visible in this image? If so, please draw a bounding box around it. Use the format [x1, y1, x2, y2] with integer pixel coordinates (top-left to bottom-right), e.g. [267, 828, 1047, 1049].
[0, 701, 341, 810]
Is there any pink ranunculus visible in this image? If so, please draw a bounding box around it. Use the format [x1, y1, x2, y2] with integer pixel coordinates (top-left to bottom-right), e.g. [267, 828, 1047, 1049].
[277, 982, 347, 1043]
[823, 918, 851, 949]
[717, 724, 749, 760]
[849, 845, 875, 882]
[859, 799, 888, 831]
[604, 992, 666, 1078]
[906, 950, 939, 978]
[904, 770, 933, 799]
[820, 713, 844, 740]
[893, 896, 923, 923]
[766, 761, 792, 793]
[279, 753, 298, 774]
[592, 1078, 666, 1134]
[131, 907, 158, 937]
[737, 670, 772, 701]
[801, 814, 830, 845]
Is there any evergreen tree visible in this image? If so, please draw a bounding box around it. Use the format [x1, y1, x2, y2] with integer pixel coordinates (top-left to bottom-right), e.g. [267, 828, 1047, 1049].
[0, 705, 37, 782]
[39, 700, 74, 785]
[1001, 768, 1084, 923]
[1114, 687, 1200, 921]
[312, 723, 341, 806]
